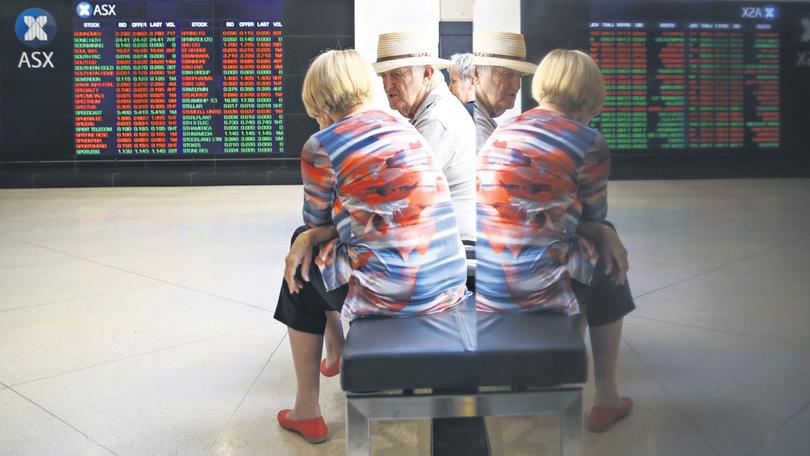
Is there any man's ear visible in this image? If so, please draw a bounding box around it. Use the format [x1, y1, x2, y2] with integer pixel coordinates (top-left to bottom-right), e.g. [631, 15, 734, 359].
[423, 65, 435, 81]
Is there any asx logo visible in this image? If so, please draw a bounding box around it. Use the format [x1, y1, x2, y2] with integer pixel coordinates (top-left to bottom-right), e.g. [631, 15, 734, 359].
[18, 51, 54, 69]
[802, 18, 810, 42]
[14, 7, 56, 48]
[76, 2, 117, 18]
[741, 6, 778, 20]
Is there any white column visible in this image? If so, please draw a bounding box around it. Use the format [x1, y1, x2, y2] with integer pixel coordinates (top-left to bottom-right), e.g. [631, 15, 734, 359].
[355, 0, 441, 114]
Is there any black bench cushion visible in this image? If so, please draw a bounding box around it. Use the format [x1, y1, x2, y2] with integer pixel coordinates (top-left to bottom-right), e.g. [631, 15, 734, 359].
[476, 312, 587, 387]
[341, 303, 479, 392]
[341, 299, 587, 392]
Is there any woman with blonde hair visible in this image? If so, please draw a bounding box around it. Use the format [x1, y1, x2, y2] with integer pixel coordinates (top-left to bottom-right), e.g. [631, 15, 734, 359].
[274, 49, 468, 443]
[476, 49, 635, 432]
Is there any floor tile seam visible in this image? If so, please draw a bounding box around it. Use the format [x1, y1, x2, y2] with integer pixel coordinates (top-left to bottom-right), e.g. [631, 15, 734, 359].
[632, 268, 719, 300]
[706, 236, 809, 265]
[625, 315, 810, 349]
[3, 385, 120, 456]
[0, 246, 77, 269]
[0, 259, 73, 271]
[743, 398, 810, 456]
[628, 234, 799, 268]
[627, 257, 718, 270]
[18, 239, 276, 314]
[632, 236, 806, 301]
[9, 323, 278, 389]
[16, 237, 251, 259]
[0, 283, 163, 314]
[711, 236, 803, 264]
[165, 282, 276, 314]
[620, 336, 723, 456]
[208, 332, 289, 453]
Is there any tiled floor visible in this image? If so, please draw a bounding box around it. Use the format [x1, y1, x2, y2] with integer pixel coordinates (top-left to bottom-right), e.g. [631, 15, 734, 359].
[1, 179, 809, 455]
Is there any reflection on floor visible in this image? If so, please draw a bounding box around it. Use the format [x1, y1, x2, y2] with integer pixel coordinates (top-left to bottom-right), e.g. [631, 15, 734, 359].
[1, 179, 809, 456]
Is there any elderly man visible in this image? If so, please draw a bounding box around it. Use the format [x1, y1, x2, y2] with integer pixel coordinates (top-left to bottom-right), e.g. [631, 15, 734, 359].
[448, 52, 476, 117]
[372, 32, 476, 244]
[472, 32, 537, 151]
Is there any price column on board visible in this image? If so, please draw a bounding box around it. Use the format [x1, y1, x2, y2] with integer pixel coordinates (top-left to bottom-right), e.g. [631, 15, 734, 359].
[74, 25, 115, 156]
[746, 26, 780, 148]
[180, 22, 220, 154]
[648, 23, 687, 149]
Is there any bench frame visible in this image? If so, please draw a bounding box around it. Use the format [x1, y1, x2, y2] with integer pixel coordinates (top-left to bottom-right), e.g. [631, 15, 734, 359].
[346, 387, 583, 456]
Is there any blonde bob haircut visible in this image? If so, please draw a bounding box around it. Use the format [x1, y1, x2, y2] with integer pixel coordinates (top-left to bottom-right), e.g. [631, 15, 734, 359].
[302, 49, 375, 119]
[531, 49, 605, 120]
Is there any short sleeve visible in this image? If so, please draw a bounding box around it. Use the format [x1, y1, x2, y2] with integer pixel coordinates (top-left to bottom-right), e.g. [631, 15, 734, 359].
[578, 133, 610, 222]
[300, 135, 336, 227]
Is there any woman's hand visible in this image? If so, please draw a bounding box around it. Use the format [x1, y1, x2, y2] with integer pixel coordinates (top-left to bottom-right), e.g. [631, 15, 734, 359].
[577, 221, 629, 286]
[284, 231, 314, 294]
[283, 225, 339, 294]
[596, 227, 629, 286]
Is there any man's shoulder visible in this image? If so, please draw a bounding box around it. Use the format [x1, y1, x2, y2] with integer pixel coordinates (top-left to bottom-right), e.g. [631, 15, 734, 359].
[426, 91, 475, 130]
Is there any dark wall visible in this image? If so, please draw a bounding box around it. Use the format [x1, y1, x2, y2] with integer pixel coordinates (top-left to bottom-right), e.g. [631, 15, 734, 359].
[520, 0, 810, 179]
[0, 0, 354, 187]
[283, 0, 353, 173]
[439, 21, 472, 58]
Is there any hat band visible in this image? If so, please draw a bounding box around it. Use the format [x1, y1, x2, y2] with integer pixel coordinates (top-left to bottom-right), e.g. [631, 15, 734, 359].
[474, 52, 529, 63]
[376, 52, 432, 62]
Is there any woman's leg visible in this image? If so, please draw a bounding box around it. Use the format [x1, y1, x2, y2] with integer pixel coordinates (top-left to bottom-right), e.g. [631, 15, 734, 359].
[588, 318, 624, 407]
[573, 311, 623, 407]
[286, 327, 324, 419]
[323, 311, 344, 369]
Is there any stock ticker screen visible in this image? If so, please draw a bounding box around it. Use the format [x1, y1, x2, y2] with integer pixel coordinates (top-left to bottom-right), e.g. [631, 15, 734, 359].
[589, 1, 782, 151]
[72, 0, 284, 157]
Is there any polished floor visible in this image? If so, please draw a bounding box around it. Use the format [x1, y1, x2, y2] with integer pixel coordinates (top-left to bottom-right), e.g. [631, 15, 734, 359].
[1, 179, 809, 456]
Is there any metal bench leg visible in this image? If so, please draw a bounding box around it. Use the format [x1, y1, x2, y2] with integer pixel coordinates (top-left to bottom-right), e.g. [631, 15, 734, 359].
[347, 400, 370, 456]
[560, 391, 583, 456]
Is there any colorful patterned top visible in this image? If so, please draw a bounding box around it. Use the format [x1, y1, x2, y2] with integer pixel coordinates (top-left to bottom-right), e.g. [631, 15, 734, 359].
[301, 109, 468, 321]
[476, 108, 610, 314]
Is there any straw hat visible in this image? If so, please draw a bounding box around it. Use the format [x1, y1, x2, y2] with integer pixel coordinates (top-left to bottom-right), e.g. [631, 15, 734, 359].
[473, 31, 537, 76]
[372, 32, 451, 74]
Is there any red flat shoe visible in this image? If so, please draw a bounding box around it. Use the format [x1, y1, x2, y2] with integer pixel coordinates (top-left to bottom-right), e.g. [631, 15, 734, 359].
[587, 397, 633, 433]
[277, 409, 328, 443]
[320, 355, 341, 377]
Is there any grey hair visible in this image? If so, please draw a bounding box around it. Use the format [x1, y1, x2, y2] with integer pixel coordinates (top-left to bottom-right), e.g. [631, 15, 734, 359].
[408, 65, 444, 84]
[409, 65, 425, 77]
[450, 53, 475, 79]
[475, 64, 493, 78]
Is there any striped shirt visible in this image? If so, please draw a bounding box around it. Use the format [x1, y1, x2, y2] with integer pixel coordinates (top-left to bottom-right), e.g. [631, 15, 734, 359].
[476, 108, 610, 314]
[301, 109, 468, 321]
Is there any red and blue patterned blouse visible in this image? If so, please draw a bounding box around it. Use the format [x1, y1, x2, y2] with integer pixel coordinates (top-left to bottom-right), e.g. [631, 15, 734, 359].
[476, 108, 610, 314]
[301, 109, 469, 321]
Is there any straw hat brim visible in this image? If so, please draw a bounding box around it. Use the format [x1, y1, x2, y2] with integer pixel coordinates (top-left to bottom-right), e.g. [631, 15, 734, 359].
[372, 56, 452, 75]
[473, 56, 537, 76]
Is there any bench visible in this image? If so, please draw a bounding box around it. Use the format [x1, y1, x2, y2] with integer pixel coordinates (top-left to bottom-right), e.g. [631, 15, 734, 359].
[341, 296, 587, 455]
